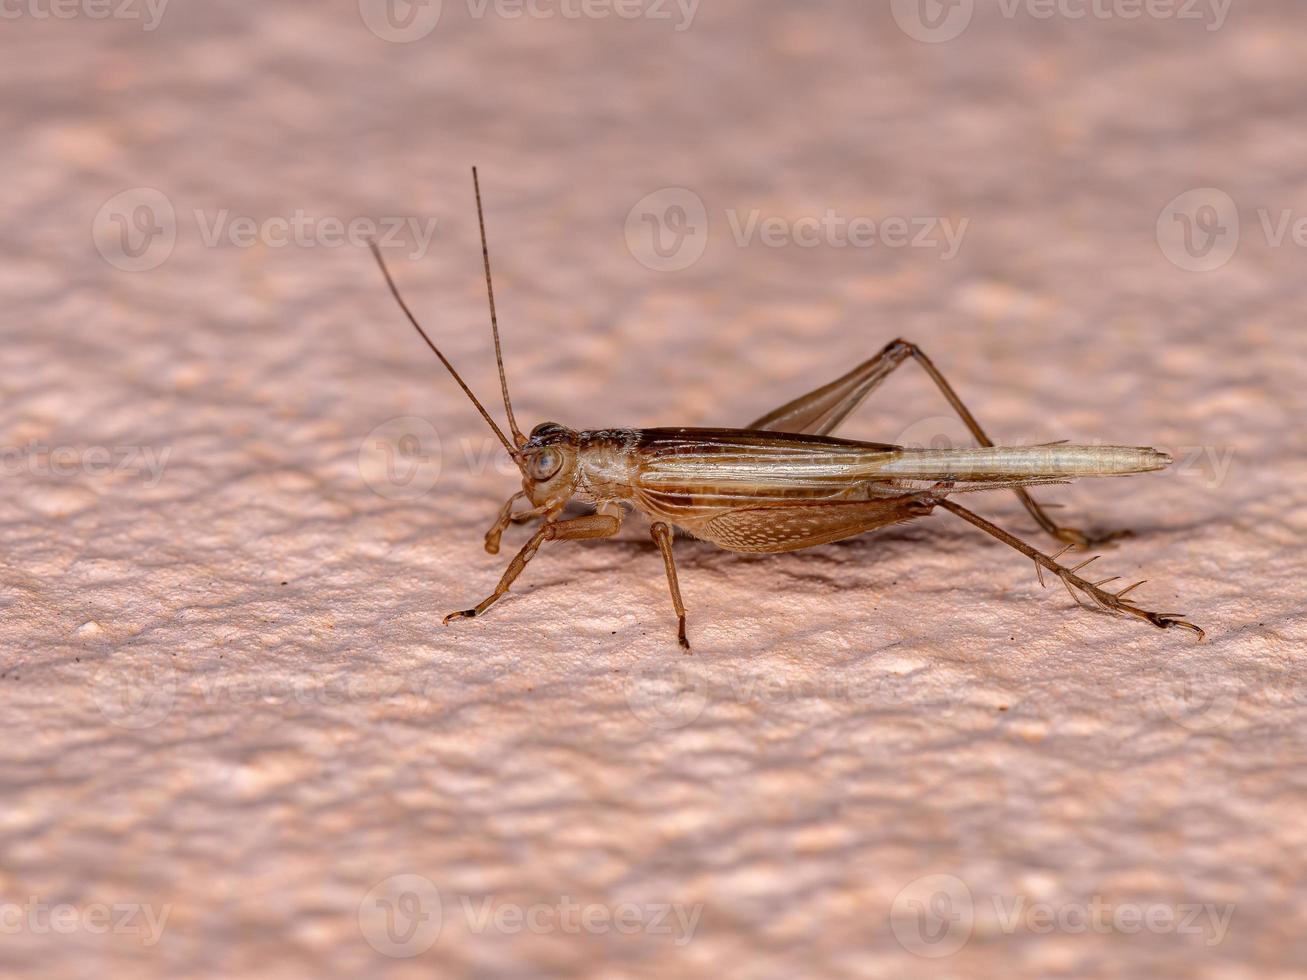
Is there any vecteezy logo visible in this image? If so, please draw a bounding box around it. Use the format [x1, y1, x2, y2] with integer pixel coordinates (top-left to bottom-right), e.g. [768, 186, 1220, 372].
[359, 0, 443, 42]
[358, 416, 443, 500]
[1156, 188, 1240, 272]
[93, 188, 177, 272]
[624, 187, 709, 272]
[92, 650, 177, 729]
[890, 873, 974, 958]
[624, 661, 709, 730]
[1154, 659, 1240, 732]
[358, 874, 442, 957]
[891, 0, 975, 43]
[893, 415, 974, 454]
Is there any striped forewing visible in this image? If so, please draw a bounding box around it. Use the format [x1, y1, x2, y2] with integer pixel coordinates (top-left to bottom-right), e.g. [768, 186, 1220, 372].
[632, 427, 901, 519]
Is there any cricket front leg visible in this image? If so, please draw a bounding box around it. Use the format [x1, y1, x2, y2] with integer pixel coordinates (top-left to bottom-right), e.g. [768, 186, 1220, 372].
[650, 522, 691, 652]
[749, 338, 1130, 548]
[936, 498, 1203, 638]
[446, 512, 623, 623]
[483, 492, 552, 554]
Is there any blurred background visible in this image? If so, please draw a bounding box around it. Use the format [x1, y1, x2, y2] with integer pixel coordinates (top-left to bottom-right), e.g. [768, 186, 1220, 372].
[2, 1, 1305, 977]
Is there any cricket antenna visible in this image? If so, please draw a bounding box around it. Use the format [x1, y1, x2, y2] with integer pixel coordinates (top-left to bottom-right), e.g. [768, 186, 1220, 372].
[471, 166, 526, 448]
[367, 240, 522, 463]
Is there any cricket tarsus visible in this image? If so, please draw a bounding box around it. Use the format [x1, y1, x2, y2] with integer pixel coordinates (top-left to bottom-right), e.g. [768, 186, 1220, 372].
[937, 499, 1205, 638]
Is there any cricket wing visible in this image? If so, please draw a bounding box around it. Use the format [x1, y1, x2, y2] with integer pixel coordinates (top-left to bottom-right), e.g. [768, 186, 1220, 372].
[629, 428, 1170, 531]
[869, 445, 1173, 480]
[631, 427, 902, 526]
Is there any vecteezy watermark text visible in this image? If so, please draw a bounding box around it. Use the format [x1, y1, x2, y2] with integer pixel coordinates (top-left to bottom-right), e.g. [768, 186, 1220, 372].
[466, 0, 697, 29]
[358, 0, 698, 42]
[93, 187, 439, 272]
[996, 0, 1231, 29]
[2, 442, 170, 488]
[358, 422, 1238, 507]
[725, 208, 969, 258]
[0, 898, 172, 946]
[891, 0, 1231, 43]
[623, 660, 961, 731]
[358, 875, 702, 957]
[624, 188, 969, 272]
[0, 0, 170, 30]
[891, 875, 1235, 958]
[192, 210, 438, 256]
[458, 894, 702, 944]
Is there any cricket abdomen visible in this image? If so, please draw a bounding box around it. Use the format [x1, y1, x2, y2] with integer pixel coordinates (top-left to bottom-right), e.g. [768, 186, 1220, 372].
[698, 496, 936, 554]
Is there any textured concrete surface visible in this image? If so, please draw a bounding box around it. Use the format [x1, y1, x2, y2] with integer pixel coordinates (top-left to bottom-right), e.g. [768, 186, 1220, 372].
[2, 1, 1305, 977]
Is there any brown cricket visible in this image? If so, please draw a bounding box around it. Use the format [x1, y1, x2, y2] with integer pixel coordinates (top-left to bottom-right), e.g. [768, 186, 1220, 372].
[367, 168, 1204, 650]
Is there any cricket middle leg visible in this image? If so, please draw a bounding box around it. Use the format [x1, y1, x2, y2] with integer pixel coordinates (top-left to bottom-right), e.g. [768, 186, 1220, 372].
[650, 522, 691, 652]
[936, 498, 1203, 638]
[748, 338, 1132, 548]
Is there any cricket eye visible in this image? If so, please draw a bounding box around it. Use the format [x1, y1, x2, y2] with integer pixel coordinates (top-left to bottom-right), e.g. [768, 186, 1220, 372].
[529, 448, 563, 481]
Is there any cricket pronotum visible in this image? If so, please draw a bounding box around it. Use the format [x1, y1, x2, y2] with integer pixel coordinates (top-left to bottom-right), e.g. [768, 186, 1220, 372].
[366, 168, 1204, 651]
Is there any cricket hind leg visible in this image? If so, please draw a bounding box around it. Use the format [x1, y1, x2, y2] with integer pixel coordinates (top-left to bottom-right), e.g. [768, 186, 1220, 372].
[936, 498, 1203, 638]
[650, 522, 691, 652]
[748, 338, 1130, 548]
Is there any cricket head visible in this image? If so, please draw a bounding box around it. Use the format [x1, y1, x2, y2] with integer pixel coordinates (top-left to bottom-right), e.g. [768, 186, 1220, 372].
[519, 422, 581, 508]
